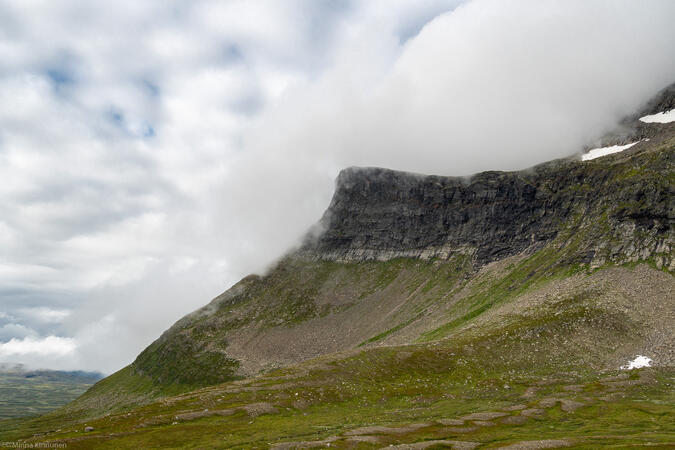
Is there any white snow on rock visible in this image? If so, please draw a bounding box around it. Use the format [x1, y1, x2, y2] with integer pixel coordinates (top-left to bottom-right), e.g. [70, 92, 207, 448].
[582, 142, 638, 161]
[639, 109, 675, 123]
[621, 355, 652, 370]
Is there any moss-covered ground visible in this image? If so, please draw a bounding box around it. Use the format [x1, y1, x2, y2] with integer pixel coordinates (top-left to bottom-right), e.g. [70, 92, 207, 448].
[2, 243, 672, 448]
[1, 271, 672, 448]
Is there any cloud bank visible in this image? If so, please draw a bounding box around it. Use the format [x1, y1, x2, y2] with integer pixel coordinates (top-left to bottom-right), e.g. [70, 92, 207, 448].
[0, 0, 673, 373]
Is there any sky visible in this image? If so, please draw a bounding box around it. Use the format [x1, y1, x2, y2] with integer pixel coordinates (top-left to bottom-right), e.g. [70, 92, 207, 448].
[0, 0, 673, 374]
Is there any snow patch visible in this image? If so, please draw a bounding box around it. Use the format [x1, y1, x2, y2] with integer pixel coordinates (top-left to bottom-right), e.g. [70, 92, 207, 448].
[639, 109, 675, 123]
[582, 142, 638, 161]
[621, 355, 652, 370]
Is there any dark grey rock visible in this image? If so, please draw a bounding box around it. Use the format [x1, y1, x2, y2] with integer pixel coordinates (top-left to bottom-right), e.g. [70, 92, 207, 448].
[301, 145, 673, 269]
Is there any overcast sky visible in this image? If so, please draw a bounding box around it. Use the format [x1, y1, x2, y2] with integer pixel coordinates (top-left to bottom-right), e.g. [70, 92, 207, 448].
[0, 0, 673, 374]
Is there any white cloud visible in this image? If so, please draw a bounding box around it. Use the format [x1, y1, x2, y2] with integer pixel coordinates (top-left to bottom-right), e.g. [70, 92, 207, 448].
[18, 307, 71, 324]
[208, 0, 675, 273]
[0, 323, 36, 341]
[0, 0, 672, 373]
[0, 336, 76, 358]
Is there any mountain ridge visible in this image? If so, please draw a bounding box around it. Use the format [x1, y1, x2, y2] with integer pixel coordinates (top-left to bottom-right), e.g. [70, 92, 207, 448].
[300, 150, 672, 268]
[119, 120, 672, 393]
[2, 84, 672, 448]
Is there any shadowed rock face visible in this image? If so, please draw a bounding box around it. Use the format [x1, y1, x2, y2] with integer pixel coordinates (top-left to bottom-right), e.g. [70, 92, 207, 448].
[304, 145, 673, 268]
[638, 83, 675, 118]
[306, 166, 554, 264]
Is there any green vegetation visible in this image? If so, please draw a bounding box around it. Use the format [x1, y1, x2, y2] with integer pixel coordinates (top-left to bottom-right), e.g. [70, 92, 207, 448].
[359, 312, 423, 346]
[5, 240, 668, 447]
[1, 305, 672, 447]
[419, 247, 584, 342]
[133, 333, 241, 387]
[2, 246, 672, 448]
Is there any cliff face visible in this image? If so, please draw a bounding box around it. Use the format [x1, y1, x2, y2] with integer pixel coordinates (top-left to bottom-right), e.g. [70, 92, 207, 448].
[305, 147, 673, 270]
[305, 167, 548, 263]
[306, 167, 557, 264]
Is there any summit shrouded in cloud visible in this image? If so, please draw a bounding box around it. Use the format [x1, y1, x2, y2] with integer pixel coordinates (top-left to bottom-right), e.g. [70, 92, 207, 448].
[0, 0, 673, 373]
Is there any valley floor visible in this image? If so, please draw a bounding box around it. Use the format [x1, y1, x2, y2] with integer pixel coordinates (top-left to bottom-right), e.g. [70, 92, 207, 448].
[1, 339, 673, 449]
[0, 370, 99, 420]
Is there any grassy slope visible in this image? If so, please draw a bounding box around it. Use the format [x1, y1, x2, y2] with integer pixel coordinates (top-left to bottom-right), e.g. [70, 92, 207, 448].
[1, 255, 672, 448]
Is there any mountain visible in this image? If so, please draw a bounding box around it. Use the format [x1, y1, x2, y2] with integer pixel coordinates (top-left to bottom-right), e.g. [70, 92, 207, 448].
[125, 88, 672, 388]
[1, 84, 673, 448]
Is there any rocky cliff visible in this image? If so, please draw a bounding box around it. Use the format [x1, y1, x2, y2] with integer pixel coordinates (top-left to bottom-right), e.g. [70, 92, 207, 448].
[304, 148, 673, 270]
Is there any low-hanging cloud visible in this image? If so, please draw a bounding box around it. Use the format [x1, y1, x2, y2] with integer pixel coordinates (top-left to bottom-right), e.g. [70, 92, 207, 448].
[214, 0, 675, 276]
[0, 0, 673, 373]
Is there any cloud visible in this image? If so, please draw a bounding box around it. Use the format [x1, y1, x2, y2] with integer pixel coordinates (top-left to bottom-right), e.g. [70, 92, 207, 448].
[0, 0, 672, 373]
[0, 323, 36, 341]
[18, 307, 71, 324]
[211, 0, 675, 273]
[0, 336, 76, 358]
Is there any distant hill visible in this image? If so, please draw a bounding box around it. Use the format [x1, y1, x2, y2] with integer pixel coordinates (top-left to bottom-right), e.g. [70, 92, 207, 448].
[0, 365, 102, 419]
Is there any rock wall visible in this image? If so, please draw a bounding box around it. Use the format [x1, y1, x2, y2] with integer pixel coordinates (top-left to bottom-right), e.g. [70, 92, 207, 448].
[303, 144, 674, 269]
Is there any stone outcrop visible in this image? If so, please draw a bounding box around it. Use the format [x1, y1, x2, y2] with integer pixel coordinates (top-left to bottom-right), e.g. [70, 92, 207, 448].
[303, 144, 673, 269]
